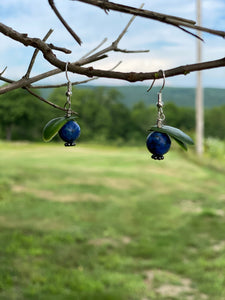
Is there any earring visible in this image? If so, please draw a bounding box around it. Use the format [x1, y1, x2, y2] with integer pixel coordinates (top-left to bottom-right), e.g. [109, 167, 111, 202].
[42, 62, 81, 146]
[146, 70, 194, 160]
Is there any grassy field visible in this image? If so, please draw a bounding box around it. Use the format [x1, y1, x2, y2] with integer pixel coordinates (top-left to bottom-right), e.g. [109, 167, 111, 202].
[0, 141, 225, 300]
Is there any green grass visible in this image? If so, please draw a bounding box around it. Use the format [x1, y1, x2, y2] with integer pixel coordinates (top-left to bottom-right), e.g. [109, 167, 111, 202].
[0, 141, 225, 299]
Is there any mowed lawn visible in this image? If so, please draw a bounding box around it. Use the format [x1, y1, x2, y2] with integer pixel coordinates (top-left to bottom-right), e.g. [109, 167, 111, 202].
[0, 142, 225, 300]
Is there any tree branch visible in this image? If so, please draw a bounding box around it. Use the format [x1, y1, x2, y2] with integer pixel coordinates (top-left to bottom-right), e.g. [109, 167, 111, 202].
[47, 43, 72, 54]
[48, 0, 82, 45]
[24, 87, 78, 114]
[76, 3, 150, 66]
[66, 57, 225, 82]
[24, 29, 54, 79]
[75, 0, 196, 25]
[114, 48, 149, 54]
[0, 2, 225, 99]
[0, 22, 71, 55]
[32, 77, 98, 89]
[80, 38, 108, 60]
[32, 61, 122, 89]
[0, 8, 150, 94]
[0, 67, 7, 76]
[74, 0, 225, 39]
[1, 55, 225, 95]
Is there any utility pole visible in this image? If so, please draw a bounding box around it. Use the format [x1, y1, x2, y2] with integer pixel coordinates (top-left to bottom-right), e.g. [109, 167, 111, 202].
[196, 0, 204, 156]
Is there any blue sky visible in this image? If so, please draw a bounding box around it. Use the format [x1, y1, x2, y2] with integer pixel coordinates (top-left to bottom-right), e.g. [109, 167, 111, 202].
[0, 0, 225, 87]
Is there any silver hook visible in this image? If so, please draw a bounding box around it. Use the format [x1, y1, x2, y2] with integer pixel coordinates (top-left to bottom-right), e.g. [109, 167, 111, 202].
[147, 69, 166, 93]
[157, 70, 166, 128]
[146, 70, 166, 128]
[64, 62, 72, 117]
[65, 62, 70, 82]
[158, 70, 166, 93]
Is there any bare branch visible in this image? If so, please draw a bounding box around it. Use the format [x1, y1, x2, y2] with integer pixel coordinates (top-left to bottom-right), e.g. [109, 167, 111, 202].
[47, 43, 72, 54]
[48, 0, 82, 45]
[0, 75, 13, 84]
[0, 13, 149, 95]
[80, 38, 108, 60]
[32, 61, 122, 89]
[24, 61, 123, 112]
[111, 3, 150, 53]
[24, 87, 78, 114]
[0, 67, 7, 76]
[75, 0, 196, 25]
[74, 0, 225, 39]
[77, 3, 149, 66]
[0, 69, 62, 94]
[24, 29, 54, 79]
[0, 3, 149, 95]
[115, 48, 149, 54]
[0, 2, 225, 100]
[1, 53, 225, 95]
[32, 77, 98, 89]
[66, 57, 225, 82]
[178, 26, 204, 42]
[115, 3, 144, 45]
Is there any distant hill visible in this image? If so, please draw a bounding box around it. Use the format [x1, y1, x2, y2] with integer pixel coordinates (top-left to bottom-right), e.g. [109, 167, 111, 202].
[42, 85, 225, 109]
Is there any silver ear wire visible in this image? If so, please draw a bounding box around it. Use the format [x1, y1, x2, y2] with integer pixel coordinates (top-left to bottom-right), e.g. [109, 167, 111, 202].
[158, 70, 166, 93]
[65, 62, 70, 82]
[157, 70, 166, 128]
[146, 70, 166, 128]
[147, 69, 166, 93]
[64, 62, 72, 117]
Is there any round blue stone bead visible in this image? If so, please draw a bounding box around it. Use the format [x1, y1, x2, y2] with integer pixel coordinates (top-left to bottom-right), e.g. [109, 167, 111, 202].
[59, 120, 80, 146]
[146, 131, 171, 159]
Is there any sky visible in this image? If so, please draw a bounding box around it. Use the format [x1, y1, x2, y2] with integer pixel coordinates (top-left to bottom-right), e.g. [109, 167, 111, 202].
[0, 0, 225, 87]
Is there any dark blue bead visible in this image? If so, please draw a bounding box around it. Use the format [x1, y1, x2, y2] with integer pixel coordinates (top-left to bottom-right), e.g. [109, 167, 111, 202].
[59, 120, 80, 144]
[146, 131, 171, 157]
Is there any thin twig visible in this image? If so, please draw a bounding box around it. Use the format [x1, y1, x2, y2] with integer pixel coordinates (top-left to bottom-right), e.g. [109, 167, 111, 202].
[80, 38, 108, 60]
[0, 66, 7, 76]
[76, 54, 109, 66]
[0, 75, 13, 84]
[115, 3, 145, 45]
[112, 3, 150, 52]
[32, 77, 98, 89]
[47, 43, 72, 54]
[32, 61, 122, 89]
[115, 48, 149, 54]
[111, 60, 122, 70]
[48, 0, 82, 45]
[147, 78, 156, 92]
[77, 3, 148, 66]
[25, 29, 54, 79]
[24, 86, 78, 114]
[178, 26, 204, 42]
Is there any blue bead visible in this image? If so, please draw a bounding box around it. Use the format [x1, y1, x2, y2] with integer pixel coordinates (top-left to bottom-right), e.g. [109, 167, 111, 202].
[59, 120, 80, 144]
[146, 131, 171, 157]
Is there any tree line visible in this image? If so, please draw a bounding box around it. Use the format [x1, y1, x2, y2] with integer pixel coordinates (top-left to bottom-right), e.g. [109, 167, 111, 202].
[0, 86, 224, 143]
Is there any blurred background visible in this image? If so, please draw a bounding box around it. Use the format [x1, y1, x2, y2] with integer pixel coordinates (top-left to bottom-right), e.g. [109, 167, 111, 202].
[0, 1, 225, 299]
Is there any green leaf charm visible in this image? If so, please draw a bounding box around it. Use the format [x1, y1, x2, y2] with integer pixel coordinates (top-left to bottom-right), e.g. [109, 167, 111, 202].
[149, 125, 194, 150]
[173, 137, 188, 151]
[42, 116, 76, 142]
